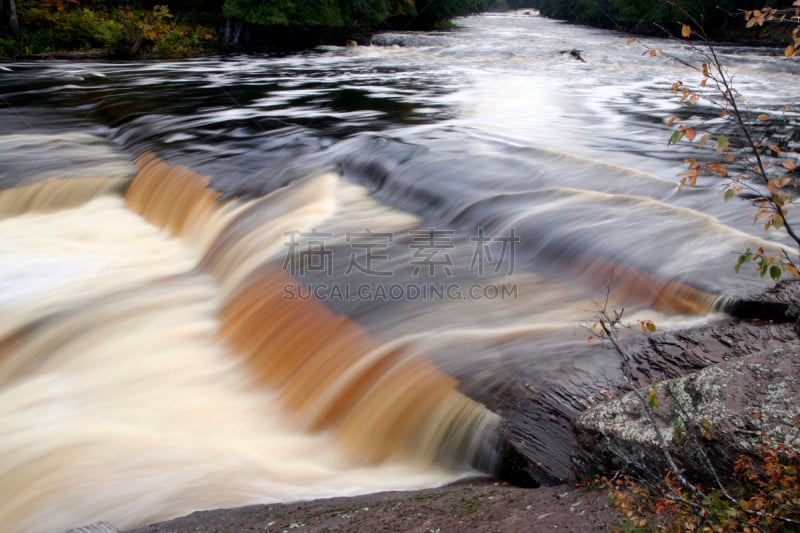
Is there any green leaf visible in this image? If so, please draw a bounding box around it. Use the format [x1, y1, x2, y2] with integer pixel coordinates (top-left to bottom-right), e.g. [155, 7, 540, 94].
[770, 265, 782, 280]
[734, 251, 753, 273]
[724, 189, 735, 202]
[647, 390, 658, 409]
[668, 130, 685, 145]
[717, 134, 730, 152]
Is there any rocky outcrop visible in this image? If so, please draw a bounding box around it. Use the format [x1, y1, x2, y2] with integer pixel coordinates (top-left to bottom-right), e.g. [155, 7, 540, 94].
[572, 341, 800, 483]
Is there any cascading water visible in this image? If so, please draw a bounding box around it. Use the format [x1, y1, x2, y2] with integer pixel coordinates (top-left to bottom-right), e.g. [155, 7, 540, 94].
[0, 11, 797, 532]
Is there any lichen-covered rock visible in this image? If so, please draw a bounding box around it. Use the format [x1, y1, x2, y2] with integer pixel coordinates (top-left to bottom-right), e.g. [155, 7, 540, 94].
[572, 341, 800, 482]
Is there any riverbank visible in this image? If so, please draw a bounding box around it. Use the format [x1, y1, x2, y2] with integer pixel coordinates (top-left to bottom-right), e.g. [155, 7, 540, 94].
[124, 282, 798, 532]
[126, 478, 617, 533]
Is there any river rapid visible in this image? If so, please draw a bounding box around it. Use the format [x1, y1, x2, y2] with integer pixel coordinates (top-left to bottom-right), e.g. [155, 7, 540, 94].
[0, 12, 798, 532]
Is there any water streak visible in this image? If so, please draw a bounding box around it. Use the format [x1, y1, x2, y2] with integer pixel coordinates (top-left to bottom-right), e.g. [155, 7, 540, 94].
[0, 154, 507, 532]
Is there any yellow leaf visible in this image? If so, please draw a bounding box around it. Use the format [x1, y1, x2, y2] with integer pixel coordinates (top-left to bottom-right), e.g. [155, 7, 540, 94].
[681, 25, 692, 38]
[758, 114, 770, 121]
[688, 168, 699, 187]
[698, 134, 709, 149]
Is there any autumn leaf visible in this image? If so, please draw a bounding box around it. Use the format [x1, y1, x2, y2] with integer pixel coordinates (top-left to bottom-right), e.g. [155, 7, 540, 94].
[786, 44, 795, 58]
[687, 168, 699, 186]
[758, 114, 770, 121]
[684, 127, 696, 141]
[783, 160, 797, 172]
[681, 24, 692, 38]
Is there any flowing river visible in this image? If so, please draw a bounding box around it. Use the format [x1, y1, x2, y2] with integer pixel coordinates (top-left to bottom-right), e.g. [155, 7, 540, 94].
[1, 12, 798, 532]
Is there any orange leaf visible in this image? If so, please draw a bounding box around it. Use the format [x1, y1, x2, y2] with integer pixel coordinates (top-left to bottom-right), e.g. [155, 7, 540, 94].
[681, 25, 692, 38]
[684, 127, 696, 141]
[786, 44, 796, 58]
[758, 114, 770, 121]
[688, 168, 699, 187]
[783, 160, 797, 172]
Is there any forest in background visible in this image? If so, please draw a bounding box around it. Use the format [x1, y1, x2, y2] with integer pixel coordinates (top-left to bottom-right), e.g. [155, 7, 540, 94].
[532, 0, 798, 41]
[0, 1, 794, 59]
[0, 0, 536, 58]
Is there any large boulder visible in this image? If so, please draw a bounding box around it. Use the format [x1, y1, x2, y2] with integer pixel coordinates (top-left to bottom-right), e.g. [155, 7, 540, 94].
[572, 341, 800, 482]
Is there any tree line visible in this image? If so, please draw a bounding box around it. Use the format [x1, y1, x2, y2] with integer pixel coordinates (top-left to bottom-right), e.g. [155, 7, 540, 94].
[1, 0, 790, 57]
[0, 0, 536, 57]
[530, 0, 797, 40]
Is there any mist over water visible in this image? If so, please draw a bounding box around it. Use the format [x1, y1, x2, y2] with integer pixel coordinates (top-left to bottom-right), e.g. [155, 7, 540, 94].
[0, 12, 798, 532]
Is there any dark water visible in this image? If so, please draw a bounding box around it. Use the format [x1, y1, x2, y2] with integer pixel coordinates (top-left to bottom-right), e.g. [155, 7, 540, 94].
[0, 12, 798, 531]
